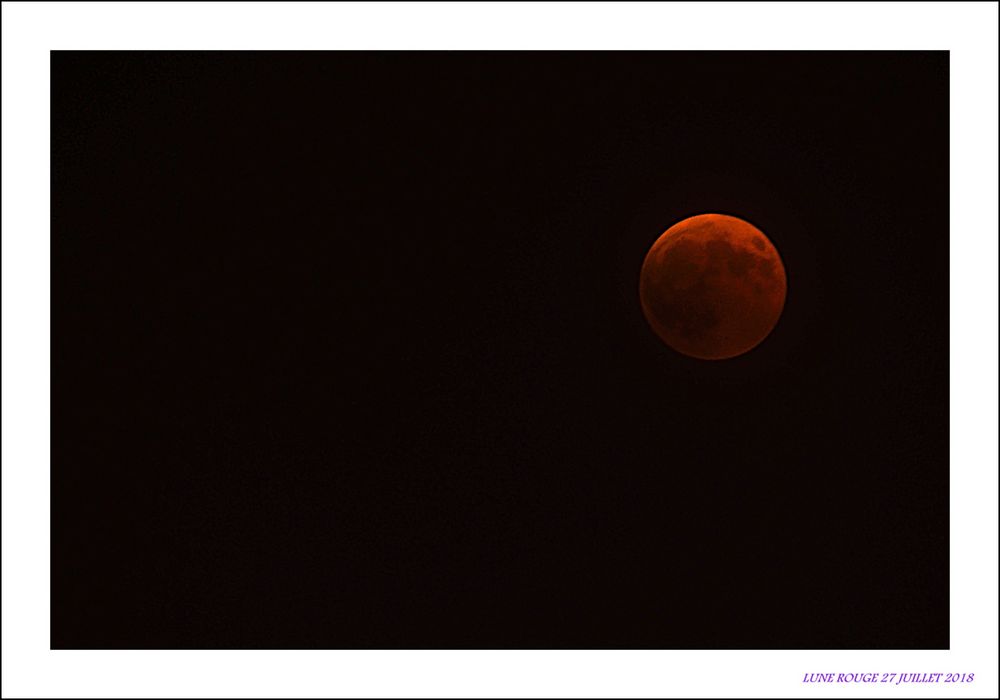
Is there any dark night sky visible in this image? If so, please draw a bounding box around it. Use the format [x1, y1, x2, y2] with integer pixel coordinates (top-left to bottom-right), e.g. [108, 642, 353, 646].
[51, 51, 949, 649]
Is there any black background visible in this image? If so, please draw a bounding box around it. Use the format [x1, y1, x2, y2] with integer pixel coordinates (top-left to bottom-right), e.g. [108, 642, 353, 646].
[52, 52, 949, 649]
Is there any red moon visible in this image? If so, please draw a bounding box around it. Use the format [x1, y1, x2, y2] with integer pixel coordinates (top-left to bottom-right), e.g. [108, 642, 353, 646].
[639, 213, 786, 360]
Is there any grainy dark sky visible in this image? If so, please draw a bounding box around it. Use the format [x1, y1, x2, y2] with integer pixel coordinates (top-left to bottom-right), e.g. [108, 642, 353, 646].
[52, 51, 949, 649]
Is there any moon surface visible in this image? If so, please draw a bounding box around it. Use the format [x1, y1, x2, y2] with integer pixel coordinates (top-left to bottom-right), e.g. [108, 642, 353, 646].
[639, 213, 786, 360]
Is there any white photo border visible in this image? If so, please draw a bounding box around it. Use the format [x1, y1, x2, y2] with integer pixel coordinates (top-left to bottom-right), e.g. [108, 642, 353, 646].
[2, 2, 997, 698]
